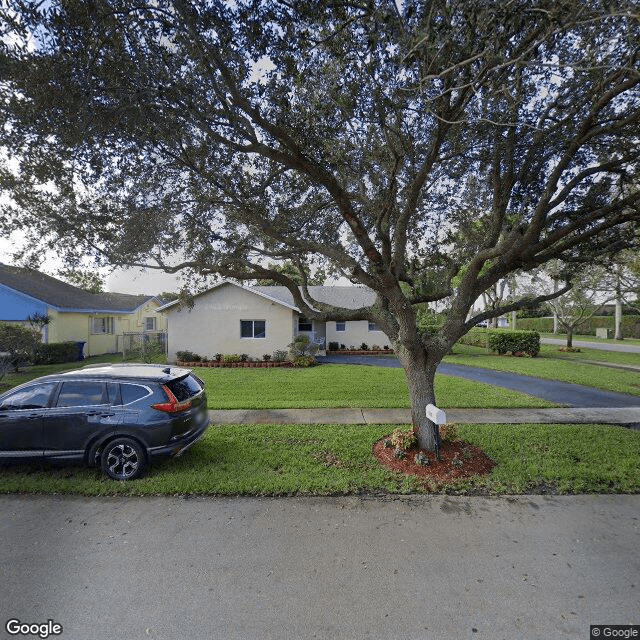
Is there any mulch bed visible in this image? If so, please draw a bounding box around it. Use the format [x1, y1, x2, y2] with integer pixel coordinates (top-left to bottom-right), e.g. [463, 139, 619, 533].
[373, 436, 496, 489]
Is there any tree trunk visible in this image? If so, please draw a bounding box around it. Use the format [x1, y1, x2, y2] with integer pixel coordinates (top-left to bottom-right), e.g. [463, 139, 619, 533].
[396, 345, 441, 452]
[614, 296, 623, 341]
[566, 328, 573, 348]
[553, 279, 559, 333]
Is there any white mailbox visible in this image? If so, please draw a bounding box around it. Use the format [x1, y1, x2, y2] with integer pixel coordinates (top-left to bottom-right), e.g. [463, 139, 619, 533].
[425, 404, 446, 425]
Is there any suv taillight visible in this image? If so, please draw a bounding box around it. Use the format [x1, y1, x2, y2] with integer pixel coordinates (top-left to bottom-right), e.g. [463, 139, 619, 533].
[152, 385, 193, 413]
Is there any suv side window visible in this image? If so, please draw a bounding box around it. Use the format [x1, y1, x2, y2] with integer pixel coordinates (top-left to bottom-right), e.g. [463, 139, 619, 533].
[0, 382, 58, 410]
[56, 381, 105, 408]
[121, 383, 152, 405]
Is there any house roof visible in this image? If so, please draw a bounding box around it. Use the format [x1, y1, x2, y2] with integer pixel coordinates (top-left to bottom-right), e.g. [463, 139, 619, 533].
[157, 280, 377, 313]
[0, 263, 156, 313]
[251, 286, 377, 310]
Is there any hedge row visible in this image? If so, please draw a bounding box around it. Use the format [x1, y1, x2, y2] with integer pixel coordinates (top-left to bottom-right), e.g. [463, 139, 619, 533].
[488, 330, 541, 357]
[34, 341, 81, 365]
[515, 315, 640, 338]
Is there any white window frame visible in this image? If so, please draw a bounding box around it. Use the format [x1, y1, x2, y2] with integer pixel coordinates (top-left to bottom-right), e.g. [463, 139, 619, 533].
[240, 320, 266, 339]
[335, 321, 346, 332]
[298, 315, 313, 332]
[368, 321, 381, 332]
[144, 316, 156, 331]
[91, 316, 115, 335]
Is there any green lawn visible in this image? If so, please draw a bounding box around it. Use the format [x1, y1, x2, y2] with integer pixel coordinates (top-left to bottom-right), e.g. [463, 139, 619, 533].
[198, 364, 555, 409]
[1, 422, 637, 496]
[0, 354, 123, 392]
[539, 332, 640, 346]
[445, 344, 640, 396]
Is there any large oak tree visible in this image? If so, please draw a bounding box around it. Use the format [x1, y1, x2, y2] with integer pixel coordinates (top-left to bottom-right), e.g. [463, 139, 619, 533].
[1, 0, 639, 449]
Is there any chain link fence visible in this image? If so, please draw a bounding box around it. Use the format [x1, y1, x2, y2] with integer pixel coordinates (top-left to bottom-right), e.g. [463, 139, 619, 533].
[121, 331, 168, 363]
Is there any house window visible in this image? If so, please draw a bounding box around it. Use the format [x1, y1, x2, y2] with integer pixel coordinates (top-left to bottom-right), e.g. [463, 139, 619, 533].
[335, 321, 346, 332]
[368, 321, 381, 331]
[91, 317, 115, 334]
[144, 316, 156, 331]
[240, 320, 266, 338]
[298, 316, 312, 332]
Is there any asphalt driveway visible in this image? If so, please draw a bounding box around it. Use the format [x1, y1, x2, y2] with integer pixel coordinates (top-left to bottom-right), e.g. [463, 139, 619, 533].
[317, 355, 640, 408]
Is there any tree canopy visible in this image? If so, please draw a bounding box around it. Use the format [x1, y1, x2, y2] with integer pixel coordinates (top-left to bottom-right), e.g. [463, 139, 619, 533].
[1, 0, 639, 448]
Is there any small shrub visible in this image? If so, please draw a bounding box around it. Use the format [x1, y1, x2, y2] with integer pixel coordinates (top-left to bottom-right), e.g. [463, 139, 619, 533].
[340, 344, 346, 350]
[292, 355, 316, 367]
[488, 330, 540, 357]
[289, 335, 319, 358]
[262, 354, 271, 361]
[272, 349, 288, 362]
[383, 438, 393, 448]
[463, 447, 473, 460]
[176, 350, 202, 362]
[414, 452, 430, 466]
[371, 344, 380, 351]
[451, 454, 463, 469]
[240, 353, 248, 362]
[360, 342, 369, 350]
[439, 423, 459, 442]
[222, 354, 242, 363]
[394, 447, 407, 460]
[214, 353, 222, 362]
[328, 341, 340, 351]
[390, 427, 417, 451]
[383, 345, 389, 350]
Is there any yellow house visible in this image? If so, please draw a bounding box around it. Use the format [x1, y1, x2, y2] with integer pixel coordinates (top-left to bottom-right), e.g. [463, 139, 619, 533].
[0, 264, 166, 357]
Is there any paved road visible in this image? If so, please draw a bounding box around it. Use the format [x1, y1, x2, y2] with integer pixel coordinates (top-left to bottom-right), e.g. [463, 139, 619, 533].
[318, 355, 640, 408]
[541, 337, 640, 353]
[1, 493, 638, 640]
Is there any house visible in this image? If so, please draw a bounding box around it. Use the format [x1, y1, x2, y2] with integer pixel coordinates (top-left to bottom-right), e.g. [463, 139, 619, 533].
[158, 280, 393, 362]
[0, 263, 166, 357]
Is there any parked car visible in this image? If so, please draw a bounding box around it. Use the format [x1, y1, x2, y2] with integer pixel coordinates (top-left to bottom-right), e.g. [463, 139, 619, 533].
[0, 363, 210, 480]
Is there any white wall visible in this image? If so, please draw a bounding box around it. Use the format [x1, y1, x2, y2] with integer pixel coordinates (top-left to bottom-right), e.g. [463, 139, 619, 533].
[166, 283, 295, 361]
[326, 320, 392, 349]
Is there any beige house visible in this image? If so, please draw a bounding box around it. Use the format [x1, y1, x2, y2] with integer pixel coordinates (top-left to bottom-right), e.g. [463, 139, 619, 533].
[0, 263, 166, 357]
[159, 281, 393, 362]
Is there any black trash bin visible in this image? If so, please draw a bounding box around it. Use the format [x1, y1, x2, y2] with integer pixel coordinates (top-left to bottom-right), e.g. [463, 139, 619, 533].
[75, 341, 86, 360]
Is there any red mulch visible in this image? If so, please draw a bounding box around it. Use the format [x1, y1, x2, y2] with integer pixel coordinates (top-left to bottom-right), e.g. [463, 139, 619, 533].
[373, 436, 496, 489]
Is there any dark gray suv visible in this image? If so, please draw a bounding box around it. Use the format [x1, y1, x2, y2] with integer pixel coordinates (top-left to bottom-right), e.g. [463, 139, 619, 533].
[0, 363, 210, 480]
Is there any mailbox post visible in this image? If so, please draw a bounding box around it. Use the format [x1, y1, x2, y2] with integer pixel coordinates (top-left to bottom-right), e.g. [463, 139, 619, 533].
[425, 404, 446, 459]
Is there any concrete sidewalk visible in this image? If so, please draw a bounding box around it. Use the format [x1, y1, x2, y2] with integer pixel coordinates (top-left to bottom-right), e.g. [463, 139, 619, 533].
[209, 406, 640, 427]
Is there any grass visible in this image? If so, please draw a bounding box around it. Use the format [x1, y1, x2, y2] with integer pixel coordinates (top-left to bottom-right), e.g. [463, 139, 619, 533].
[539, 332, 640, 346]
[1, 422, 638, 496]
[198, 364, 556, 409]
[0, 354, 123, 392]
[1, 358, 555, 409]
[445, 344, 640, 396]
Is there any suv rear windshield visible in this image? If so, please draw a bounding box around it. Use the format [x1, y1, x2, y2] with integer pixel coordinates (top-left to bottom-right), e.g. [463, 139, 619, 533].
[166, 375, 203, 402]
